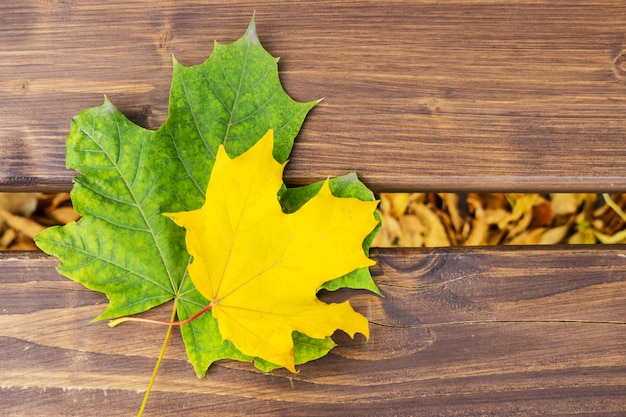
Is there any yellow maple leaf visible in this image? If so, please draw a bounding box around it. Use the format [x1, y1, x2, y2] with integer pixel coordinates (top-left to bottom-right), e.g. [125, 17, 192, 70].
[165, 130, 378, 372]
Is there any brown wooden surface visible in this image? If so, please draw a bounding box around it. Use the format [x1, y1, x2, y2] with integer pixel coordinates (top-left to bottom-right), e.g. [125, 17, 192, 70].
[2, 248, 625, 416]
[2, 2, 626, 416]
[2, 1, 626, 193]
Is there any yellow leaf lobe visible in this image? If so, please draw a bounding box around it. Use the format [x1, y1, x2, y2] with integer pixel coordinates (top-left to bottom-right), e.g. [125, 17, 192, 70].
[165, 130, 378, 372]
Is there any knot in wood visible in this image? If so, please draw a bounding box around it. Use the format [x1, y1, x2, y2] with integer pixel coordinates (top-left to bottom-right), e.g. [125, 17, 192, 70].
[158, 29, 172, 50]
[612, 51, 626, 81]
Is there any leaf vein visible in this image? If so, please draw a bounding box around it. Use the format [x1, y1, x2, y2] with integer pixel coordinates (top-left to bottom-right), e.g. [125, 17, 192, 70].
[178, 72, 216, 160]
[51, 238, 172, 293]
[168, 132, 205, 197]
[223, 37, 251, 145]
[231, 92, 275, 127]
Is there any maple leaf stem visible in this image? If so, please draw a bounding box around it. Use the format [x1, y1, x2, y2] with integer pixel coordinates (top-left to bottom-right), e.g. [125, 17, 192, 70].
[137, 301, 178, 417]
[108, 302, 213, 328]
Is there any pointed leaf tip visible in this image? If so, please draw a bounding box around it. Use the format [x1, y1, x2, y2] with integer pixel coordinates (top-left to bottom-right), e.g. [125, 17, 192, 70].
[245, 16, 258, 43]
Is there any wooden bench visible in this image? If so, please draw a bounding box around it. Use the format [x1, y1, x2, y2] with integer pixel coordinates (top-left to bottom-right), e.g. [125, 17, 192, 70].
[2, 2, 626, 415]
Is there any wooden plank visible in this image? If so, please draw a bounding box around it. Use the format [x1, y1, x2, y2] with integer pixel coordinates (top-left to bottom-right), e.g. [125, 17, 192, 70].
[2, 247, 625, 416]
[2, 1, 626, 193]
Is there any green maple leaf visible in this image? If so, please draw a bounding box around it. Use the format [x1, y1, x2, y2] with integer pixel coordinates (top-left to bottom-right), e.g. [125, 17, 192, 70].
[35, 18, 378, 376]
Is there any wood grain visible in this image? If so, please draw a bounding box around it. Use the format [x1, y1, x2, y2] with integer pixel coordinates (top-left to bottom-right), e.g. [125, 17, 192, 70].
[2, 1, 626, 193]
[2, 2, 626, 415]
[2, 248, 625, 416]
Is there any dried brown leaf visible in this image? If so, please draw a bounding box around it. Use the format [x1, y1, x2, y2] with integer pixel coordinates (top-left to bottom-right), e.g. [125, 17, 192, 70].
[1, 227, 17, 248]
[399, 215, 424, 247]
[0, 208, 46, 239]
[0, 193, 41, 217]
[47, 206, 81, 224]
[440, 193, 462, 232]
[507, 228, 546, 245]
[465, 195, 489, 246]
[412, 203, 450, 247]
[537, 224, 569, 244]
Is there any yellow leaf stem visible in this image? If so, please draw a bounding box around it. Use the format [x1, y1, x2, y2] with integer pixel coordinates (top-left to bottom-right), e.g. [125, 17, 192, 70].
[137, 302, 178, 417]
